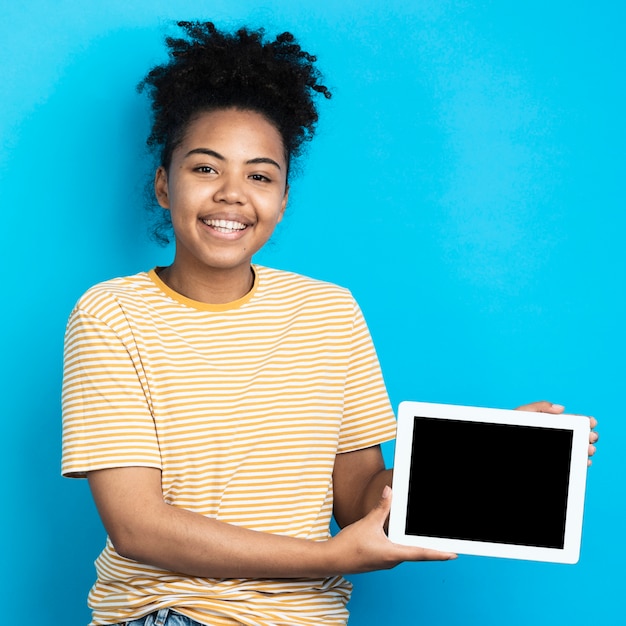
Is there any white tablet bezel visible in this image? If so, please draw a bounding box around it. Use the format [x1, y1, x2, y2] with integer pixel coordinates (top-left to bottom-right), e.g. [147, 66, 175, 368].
[388, 401, 590, 564]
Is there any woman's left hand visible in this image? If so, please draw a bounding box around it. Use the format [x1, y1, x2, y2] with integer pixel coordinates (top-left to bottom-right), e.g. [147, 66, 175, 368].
[515, 400, 599, 466]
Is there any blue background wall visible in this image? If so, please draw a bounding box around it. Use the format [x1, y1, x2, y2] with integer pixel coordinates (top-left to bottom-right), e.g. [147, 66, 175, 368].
[2, 1, 623, 624]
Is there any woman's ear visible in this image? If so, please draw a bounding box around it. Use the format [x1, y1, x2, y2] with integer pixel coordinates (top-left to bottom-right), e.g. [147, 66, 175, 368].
[278, 184, 289, 223]
[154, 167, 170, 209]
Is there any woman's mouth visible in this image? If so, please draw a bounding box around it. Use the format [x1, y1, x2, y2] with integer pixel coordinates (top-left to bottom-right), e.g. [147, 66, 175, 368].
[201, 218, 248, 233]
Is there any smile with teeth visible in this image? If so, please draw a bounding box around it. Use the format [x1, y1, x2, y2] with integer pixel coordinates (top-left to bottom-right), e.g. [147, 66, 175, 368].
[202, 218, 248, 233]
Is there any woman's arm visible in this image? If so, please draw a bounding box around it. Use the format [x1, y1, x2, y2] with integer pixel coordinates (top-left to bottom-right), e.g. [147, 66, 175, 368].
[88, 464, 455, 580]
[89, 466, 333, 578]
[332, 444, 392, 528]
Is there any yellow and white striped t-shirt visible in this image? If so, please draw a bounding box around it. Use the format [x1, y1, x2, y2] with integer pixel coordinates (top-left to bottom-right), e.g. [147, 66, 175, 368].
[62, 265, 397, 626]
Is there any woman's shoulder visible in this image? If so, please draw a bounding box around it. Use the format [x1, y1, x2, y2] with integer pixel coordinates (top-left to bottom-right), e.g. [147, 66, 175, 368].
[70, 271, 155, 317]
[256, 265, 355, 302]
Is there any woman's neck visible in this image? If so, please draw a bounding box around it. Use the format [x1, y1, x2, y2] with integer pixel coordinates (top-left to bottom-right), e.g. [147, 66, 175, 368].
[158, 263, 255, 305]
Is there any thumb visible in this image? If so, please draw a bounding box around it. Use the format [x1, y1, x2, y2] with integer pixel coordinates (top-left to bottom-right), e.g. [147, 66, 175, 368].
[369, 484, 393, 524]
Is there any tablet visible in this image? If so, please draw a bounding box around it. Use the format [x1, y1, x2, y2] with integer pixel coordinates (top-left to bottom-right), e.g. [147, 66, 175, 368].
[388, 401, 590, 564]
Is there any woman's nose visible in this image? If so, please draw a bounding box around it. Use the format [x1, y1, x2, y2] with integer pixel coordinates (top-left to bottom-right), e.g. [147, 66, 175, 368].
[214, 174, 247, 204]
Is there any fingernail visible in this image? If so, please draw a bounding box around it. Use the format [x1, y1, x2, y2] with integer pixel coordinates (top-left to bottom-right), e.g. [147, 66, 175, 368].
[551, 404, 565, 411]
[382, 485, 391, 499]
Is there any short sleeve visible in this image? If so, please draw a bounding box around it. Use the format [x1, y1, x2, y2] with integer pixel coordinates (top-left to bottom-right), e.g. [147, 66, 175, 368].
[61, 307, 161, 478]
[337, 301, 397, 453]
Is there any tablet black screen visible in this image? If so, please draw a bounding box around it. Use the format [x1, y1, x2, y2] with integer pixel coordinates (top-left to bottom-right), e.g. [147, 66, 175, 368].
[405, 416, 573, 548]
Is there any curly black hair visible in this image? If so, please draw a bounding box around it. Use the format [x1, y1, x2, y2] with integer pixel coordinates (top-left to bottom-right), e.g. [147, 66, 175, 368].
[137, 21, 331, 244]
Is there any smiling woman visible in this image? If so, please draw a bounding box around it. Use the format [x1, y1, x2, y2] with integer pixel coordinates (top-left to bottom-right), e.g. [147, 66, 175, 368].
[60, 20, 458, 626]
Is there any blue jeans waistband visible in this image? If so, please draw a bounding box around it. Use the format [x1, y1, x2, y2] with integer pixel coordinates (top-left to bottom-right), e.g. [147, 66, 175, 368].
[115, 608, 203, 626]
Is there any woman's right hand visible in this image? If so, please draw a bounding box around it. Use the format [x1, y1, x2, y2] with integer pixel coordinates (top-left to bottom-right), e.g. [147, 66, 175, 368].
[324, 485, 457, 574]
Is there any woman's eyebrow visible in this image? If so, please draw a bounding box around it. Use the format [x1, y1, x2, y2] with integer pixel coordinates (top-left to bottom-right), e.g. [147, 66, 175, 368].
[246, 157, 282, 170]
[184, 148, 225, 160]
[184, 148, 282, 170]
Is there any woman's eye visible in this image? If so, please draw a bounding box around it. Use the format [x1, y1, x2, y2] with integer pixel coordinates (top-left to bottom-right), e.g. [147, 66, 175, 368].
[250, 174, 271, 182]
[195, 165, 216, 174]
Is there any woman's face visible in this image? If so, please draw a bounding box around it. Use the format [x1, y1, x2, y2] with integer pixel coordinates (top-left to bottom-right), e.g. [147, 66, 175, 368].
[155, 108, 289, 280]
